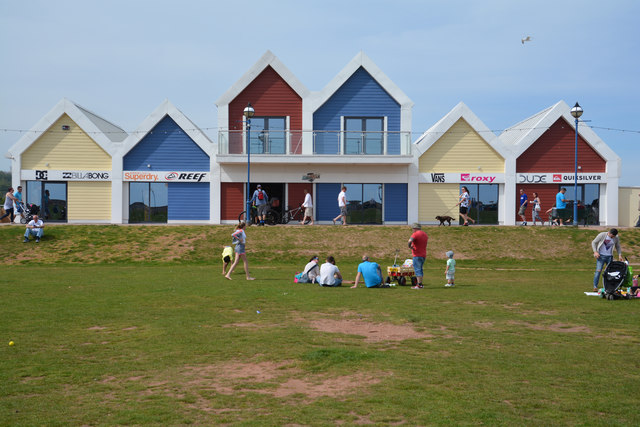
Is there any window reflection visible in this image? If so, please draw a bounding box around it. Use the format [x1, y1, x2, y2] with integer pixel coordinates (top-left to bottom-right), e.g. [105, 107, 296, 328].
[345, 183, 383, 224]
[129, 182, 168, 223]
[461, 184, 499, 225]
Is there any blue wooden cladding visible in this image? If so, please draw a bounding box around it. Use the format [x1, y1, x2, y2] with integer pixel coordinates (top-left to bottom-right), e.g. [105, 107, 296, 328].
[168, 182, 210, 220]
[384, 183, 407, 222]
[124, 116, 209, 171]
[313, 67, 401, 155]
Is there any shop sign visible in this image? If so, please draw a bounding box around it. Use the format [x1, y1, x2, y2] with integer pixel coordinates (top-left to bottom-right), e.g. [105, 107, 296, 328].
[21, 169, 111, 181]
[421, 173, 504, 183]
[517, 173, 605, 184]
[123, 171, 209, 182]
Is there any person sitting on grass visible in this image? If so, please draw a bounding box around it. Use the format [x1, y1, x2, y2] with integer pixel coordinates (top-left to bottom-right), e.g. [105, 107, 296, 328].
[298, 255, 320, 283]
[351, 255, 387, 288]
[318, 255, 343, 287]
[23, 214, 44, 243]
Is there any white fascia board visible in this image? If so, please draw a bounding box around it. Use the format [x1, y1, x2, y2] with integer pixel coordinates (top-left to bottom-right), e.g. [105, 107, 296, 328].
[309, 52, 414, 113]
[215, 50, 309, 107]
[7, 98, 121, 158]
[120, 99, 214, 158]
[413, 102, 509, 159]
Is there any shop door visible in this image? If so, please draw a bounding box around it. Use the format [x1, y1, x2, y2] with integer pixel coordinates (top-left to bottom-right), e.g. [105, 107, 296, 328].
[27, 181, 67, 222]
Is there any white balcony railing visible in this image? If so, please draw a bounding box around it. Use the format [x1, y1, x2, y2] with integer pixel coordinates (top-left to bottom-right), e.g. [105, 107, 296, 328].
[217, 130, 412, 156]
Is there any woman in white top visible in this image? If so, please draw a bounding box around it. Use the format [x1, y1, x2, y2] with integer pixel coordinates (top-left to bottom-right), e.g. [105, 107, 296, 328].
[1, 187, 17, 223]
[300, 255, 320, 283]
[531, 192, 543, 225]
[456, 186, 475, 226]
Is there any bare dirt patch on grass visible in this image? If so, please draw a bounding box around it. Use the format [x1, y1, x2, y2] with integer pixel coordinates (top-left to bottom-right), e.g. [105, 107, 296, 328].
[129, 360, 386, 408]
[509, 321, 591, 334]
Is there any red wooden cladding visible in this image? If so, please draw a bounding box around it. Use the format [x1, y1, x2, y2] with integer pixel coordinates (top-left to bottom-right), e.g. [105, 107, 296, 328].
[221, 182, 245, 221]
[287, 183, 312, 211]
[229, 66, 303, 154]
[517, 118, 605, 172]
[515, 184, 560, 221]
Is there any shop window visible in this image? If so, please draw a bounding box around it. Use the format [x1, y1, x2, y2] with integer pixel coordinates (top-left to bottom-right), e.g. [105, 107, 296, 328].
[460, 184, 499, 225]
[129, 182, 168, 223]
[345, 183, 383, 224]
[26, 181, 67, 222]
[562, 184, 599, 224]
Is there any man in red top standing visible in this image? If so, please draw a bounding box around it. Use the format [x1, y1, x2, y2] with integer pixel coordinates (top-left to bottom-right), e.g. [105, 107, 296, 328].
[408, 222, 428, 289]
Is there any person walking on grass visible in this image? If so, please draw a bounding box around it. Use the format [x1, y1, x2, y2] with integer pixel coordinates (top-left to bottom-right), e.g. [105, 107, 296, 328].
[531, 192, 543, 225]
[225, 222, 255, 281]
[300, 188, 314, 225]
[408, 222, 428, 289]
[333, 186, 347, 225]
[456, 186, 475, 226]
[1, 187, 18, 223]
[518, 188, 528, 225]
[635, 192, 640, 227]
[250, 184, 269, 226]
[591, 228, 623, 292]
[445, 250, 456, 287]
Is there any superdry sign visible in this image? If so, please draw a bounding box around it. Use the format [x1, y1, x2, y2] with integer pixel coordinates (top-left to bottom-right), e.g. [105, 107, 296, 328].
[517, 173, 605, 184]
[123, 171, 210, 182]
[421, 173, 505, 184]
[21, 170, 111, 181]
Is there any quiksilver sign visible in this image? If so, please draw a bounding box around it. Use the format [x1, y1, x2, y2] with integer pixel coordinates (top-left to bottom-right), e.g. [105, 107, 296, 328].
[517, 173, 605, 184]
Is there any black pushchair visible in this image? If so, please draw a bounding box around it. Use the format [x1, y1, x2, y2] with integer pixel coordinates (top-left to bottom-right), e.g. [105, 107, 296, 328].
[602, 260, 629, 300]
[19, 202, 40, 225]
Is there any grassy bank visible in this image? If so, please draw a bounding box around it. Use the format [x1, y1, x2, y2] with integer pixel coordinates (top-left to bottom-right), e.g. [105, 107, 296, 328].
[1, 224, 639, 425]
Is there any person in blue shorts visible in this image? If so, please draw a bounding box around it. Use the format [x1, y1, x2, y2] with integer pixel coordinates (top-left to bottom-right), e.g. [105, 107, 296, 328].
[351, 255, 387, 288]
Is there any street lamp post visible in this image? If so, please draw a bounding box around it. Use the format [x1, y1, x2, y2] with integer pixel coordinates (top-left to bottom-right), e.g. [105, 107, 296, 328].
[570, 102, 583, 226]
[244, 103, 255, 224]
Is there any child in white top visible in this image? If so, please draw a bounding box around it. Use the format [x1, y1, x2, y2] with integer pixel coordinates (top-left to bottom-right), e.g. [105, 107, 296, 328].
[445, 250, 456, 287]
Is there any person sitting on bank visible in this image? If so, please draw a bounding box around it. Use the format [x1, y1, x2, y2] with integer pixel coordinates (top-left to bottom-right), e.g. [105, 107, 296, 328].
[351, 255, 387, 288]
[23, 214, 44, 243]
[299, 255, 320, 283]
[318, 255, 343, 287]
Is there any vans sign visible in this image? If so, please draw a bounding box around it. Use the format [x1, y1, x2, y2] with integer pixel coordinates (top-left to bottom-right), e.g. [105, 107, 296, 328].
[421, 173, 505, 184]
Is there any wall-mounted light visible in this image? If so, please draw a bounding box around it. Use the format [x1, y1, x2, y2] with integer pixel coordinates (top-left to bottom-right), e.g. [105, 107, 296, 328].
[45, 163, 50, 167]
[147, 164, 151, 168]
[62, 125, 70, 131]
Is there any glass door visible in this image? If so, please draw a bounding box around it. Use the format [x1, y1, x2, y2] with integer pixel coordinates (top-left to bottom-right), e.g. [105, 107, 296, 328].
[26, 181, 67, 222]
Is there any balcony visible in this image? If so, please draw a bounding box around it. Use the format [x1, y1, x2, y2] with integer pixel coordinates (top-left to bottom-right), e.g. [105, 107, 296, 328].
[217, 130, 413, 156]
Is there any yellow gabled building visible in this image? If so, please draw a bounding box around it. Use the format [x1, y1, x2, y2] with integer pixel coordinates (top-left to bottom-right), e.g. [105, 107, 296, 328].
[7, 99, 126, 223]
[414, 102, 514, 225]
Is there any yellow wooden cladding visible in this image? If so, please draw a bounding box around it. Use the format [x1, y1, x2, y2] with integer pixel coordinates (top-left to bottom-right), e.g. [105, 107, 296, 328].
[22, 114, 111, 170]
[618, 187, 639, 227]
[419, 118, 504, 173]
[419, 184, 460, 223]
[67, 182, 111, 220]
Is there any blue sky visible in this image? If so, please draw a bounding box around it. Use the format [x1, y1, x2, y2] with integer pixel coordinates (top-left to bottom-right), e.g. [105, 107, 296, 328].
[1, 0, 638, 185]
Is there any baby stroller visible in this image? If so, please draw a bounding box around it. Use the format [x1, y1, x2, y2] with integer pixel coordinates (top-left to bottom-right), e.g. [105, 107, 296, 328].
[601, 260, 629, 300]
[19, 202, 40, 224]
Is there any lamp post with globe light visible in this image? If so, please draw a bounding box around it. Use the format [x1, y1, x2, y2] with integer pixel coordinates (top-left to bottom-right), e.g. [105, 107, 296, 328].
[244, 103, 255, 223]
[570, 102, 583, 226]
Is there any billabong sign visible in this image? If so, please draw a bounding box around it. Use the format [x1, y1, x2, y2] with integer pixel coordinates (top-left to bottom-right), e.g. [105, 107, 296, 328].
[21, 169, 111, 181]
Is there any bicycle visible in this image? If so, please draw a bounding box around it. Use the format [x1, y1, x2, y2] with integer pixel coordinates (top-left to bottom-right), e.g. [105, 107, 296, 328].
[281, 204, 309, 225]
[238, 205, 278, 225]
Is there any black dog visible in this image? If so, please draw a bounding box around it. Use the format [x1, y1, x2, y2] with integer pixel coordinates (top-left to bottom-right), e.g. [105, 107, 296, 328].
[436, 215, 454, 226]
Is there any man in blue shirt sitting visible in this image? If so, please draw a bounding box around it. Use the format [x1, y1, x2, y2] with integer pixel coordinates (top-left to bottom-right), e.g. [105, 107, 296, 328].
[351, 255, 387, 288]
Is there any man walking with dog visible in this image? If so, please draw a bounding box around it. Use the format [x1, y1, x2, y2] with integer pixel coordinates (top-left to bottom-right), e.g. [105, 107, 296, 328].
[408, 223, 428, 289]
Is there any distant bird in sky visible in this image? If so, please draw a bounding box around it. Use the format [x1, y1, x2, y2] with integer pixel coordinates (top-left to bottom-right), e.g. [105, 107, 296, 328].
[521, 36, 532, 45]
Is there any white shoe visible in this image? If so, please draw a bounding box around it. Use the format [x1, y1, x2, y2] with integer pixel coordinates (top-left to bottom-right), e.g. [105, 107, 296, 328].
[445, 283, 455, 287]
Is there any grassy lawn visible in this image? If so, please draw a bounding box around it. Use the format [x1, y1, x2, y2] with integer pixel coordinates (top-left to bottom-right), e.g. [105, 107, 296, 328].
[1, 225, 640, 425]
